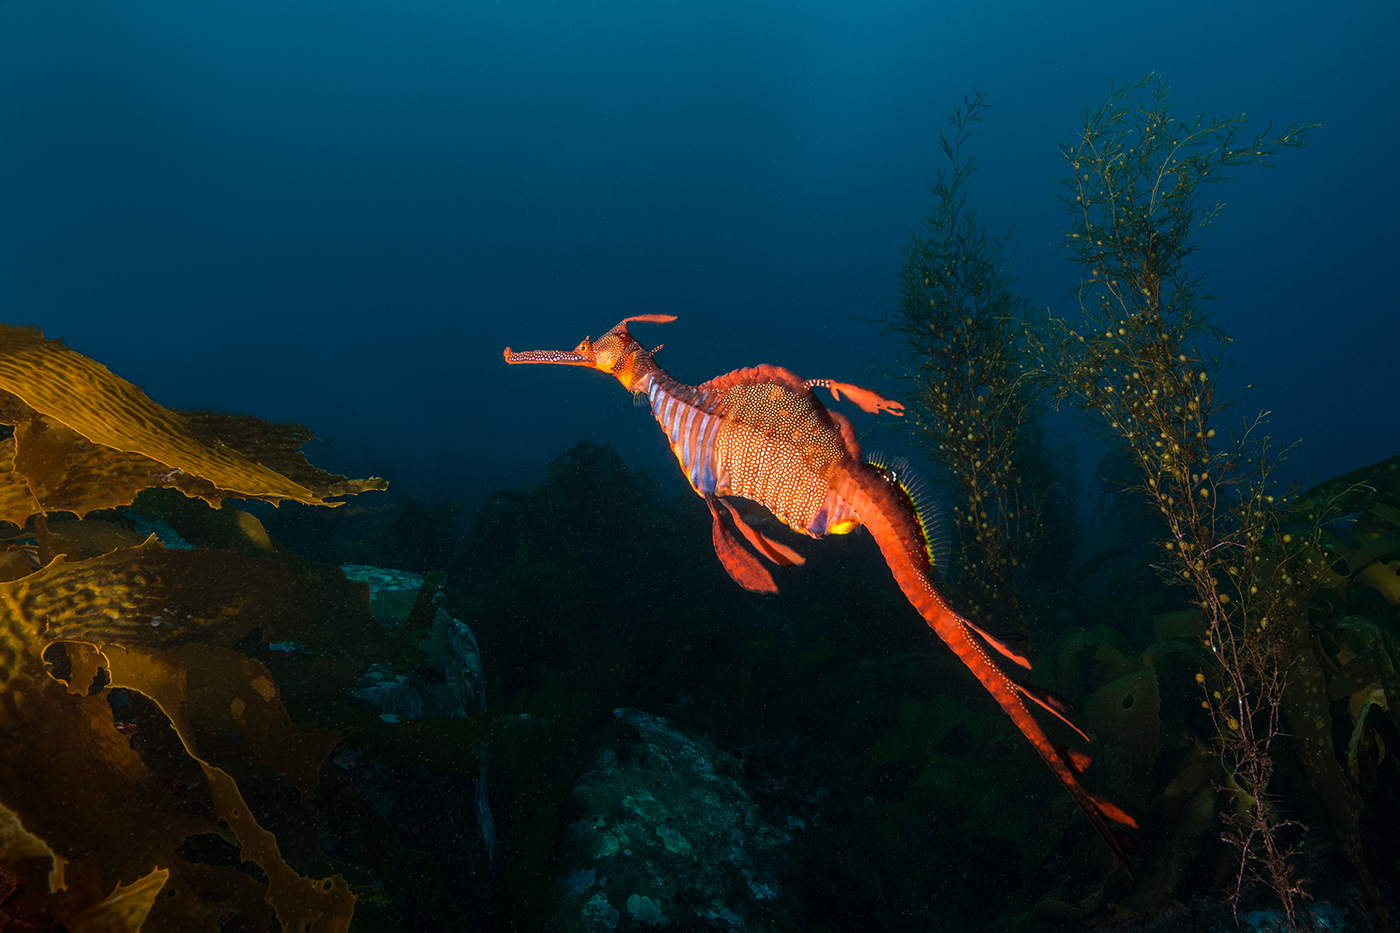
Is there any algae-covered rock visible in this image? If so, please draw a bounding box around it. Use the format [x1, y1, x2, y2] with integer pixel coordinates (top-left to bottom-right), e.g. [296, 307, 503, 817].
[343, 565, 487, 722]
[559, 707, 794, 931]
[319, 565, 499, 932]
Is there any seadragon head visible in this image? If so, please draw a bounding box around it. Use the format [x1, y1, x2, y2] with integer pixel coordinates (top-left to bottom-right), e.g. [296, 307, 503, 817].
[503, 314, 675, 392]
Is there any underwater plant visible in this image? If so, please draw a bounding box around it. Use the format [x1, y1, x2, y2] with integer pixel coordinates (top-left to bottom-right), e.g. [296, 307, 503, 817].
[1277, 457, 1400, 929]
[1030, 76, 1318, 924]
[880, 92, 1048, 628]
[0, 325, 437, 932]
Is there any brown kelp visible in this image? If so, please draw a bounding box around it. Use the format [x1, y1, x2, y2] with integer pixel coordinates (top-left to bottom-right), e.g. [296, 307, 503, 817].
[0, 324, 402, 931]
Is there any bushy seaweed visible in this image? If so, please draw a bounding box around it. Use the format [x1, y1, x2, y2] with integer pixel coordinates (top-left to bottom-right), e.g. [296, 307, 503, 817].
[1028, 76, 1329, 925]
[882, 76, 1400, 930]
[880, 92, 1063, 628]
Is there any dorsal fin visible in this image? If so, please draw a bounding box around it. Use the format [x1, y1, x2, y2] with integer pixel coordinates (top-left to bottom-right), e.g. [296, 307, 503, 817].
[699, 364, 812, 397]
[864, 455, 950, 576]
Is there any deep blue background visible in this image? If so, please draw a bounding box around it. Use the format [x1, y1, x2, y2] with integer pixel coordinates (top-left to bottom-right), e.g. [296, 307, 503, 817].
[1, 1, 1394, 509]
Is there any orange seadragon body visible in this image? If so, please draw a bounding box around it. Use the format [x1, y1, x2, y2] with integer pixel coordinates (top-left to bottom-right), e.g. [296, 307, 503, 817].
[505, 315, 1137, 870]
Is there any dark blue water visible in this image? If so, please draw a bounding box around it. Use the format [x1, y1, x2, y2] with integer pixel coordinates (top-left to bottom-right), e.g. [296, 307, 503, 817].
[2, 6, 1397, 931]
[0, 0, 1393, 502]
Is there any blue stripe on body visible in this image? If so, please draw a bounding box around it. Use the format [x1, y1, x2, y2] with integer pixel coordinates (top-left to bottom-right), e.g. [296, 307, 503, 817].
[683, 409, 705, 485]
[668, 403, 683, 445]
[663, 397, 679, 439]
[680, 405, 699, 470]
[685, 412, 704, 487]
[692, 414, 719, 494]
[647, 386, 720, 496]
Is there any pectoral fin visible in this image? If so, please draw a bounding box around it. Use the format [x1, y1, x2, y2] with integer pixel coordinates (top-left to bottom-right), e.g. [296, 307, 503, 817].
[707, 496, 777, 593]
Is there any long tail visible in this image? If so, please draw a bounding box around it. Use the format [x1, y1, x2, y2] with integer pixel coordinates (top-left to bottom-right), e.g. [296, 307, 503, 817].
[835, 463, 1139, 871]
